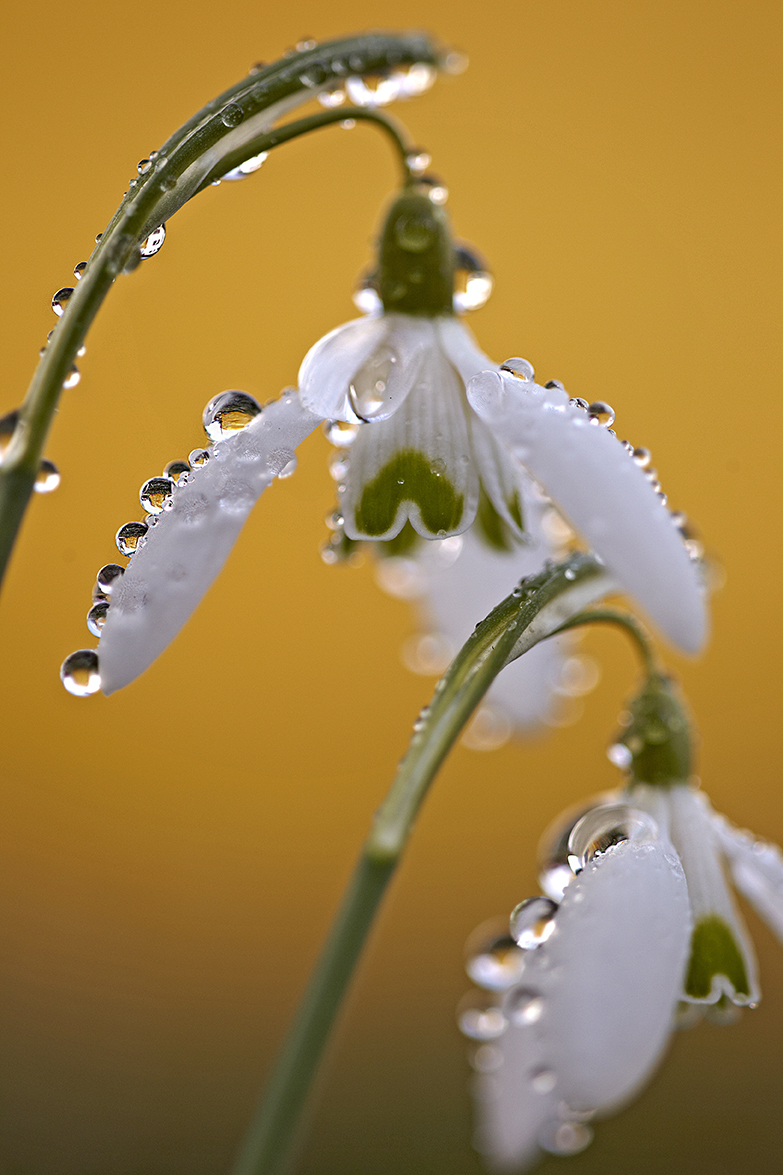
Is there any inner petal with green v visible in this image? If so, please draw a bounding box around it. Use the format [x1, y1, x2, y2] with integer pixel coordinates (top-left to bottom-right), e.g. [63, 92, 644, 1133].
[685, 914, 751, 1001]
[343, 348, 478, 540]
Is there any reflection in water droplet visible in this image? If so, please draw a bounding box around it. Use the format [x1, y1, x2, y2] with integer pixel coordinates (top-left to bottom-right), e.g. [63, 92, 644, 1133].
[406, 148, 431, 175]
[421, 176, 448, 205]
[73, 261, 87, 281]
[588, 401, 615, 427]
[318, 87, 346, 108]
[454, 271, 493, 313]
[63, 366, 80, 389]
[400, 62, 436, 95]
[222, 152, 269, 181]
[466, 933, 527, 992]
[507, 986, 545, 1026]
[457, 992, 507, 1041]
[633, 446, 651, 468]
[137, 158, 152, 175]
[116, 520, 149, 556]
[60, 649, 101, 696]
[567, 804, 658, 873]
[349, 345, 397, 419]
[96, 564, 124, 595]
[52, 288, 74, 317]
[538, 1120, 593, 1155]
[325, 419, 360, 448]
[34, 459, 60, 493]
[509, 897, 558, 949]
[203, 391, 262, 441]
[345, 73, 403, 107]
[500, 357, 535, 381]
[220, 103, 244, 127]
[278, 456, 297, 479]
[0, 409, 19, 457]
[530, 1067, 557, 1094]
[86, 600, 109, 637]
[607, 742, 633, 769]
[140, 225, 166, 259]
[139, 476, 175, 514]
[188, 448, 211, 467]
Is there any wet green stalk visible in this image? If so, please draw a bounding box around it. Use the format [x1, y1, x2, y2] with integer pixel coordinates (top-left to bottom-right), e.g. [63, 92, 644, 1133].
[0, 32, 441, 592]
[229, 554, 605, 1175]
[549, 608, 658, 675]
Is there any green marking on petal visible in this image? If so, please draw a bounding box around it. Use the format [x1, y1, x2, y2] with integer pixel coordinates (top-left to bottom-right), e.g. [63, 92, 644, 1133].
[507, 489, 523, 532]
[377, 522, 422, 557]
[474, 485, 525, 552]
[355, 449, 465, 537]
[685, 914, 750, 1000]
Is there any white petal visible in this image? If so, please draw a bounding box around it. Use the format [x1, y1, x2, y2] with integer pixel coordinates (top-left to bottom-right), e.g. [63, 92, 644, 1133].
[661, 787, 759, 1004]
[713, 811, 783, 946]
[298, 316, 387, 420]
[477, 838, 691, 1169]
[466, 371, 708, 654]
[98, 392, 322, 694]
[342, 347, 478, 539]
[435, 316, 496, 384]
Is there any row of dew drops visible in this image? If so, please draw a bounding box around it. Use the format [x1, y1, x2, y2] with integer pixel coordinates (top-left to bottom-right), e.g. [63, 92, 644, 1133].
[460, 802, 659, 1160]
[60, 390, 276, 697]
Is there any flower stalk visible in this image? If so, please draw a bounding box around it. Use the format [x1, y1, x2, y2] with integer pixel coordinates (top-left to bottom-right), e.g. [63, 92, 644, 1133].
[230, 552, 606, 1175]
[0, 32, 442, 592]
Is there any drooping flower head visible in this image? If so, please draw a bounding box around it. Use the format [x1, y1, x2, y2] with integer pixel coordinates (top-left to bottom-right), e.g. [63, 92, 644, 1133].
[60, 180, 707, 702]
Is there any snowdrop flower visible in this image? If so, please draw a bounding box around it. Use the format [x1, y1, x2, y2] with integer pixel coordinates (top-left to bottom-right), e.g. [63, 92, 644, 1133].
[466, 675, 783, 1169]
[60, 185, 706, 697]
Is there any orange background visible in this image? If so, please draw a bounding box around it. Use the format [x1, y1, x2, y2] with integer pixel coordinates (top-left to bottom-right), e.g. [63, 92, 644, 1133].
[1, 1, 782, 1172]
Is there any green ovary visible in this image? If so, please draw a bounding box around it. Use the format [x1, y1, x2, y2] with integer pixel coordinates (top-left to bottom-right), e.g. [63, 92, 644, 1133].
[354, 449, 465, 537]
[685, 915, 750, 1000]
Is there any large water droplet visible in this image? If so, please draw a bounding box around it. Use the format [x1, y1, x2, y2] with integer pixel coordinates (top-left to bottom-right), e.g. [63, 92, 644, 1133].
[509, 897, 558, 949]
[139, 476, 175, 514]
[454, 271, 493, 313]
[465, 932, 526, 992]
[506, 986, 545, 1026]
[63, 366, 80, 389]
[137, 158, 152, 175]
[86, 600, 109, 637]
[222, 152, 269, 181]
[115, 520, 149, 556]
[457, 992, 507, 1041]
[60, 649, 101, 696]
[349, 345, 397, 420]
[73, 261, 87, 281]
[188, 448, 211, 468]
[220, 102, 244, 127]
[567, 803, 659, 873]
[203, 391, 262, 441]
[399, 62, 436, 96]
[353, 269, 381, 315]
[96, 564, 125, 595]
[140, 225, 166, 259]
[588, 401, 615, 427]
[34, 459, 60, 493]
[345, 73, 402, 107]
[318, 87, 346, 108]
[500, 357, 535, 381]
[52, 287, 74, 316]
[325, 419, 359, 448]
[163, 460, 190, 486]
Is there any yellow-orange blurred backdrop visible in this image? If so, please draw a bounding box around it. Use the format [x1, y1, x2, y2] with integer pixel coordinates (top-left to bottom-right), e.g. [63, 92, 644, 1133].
[1, 2, 781, 1172]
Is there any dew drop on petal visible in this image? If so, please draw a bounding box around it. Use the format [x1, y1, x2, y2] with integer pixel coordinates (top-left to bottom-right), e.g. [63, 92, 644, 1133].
[545, 379, 566, 391]
[507, 986, 545, 1026]
[457, 992, 508, 1041]
[538, 1120, 593, 1156]
[509, 897, 558, 949]
[349, 345, 398, 419]
[353, 270, 381, 315]
[465, 933, 527, 992]
[86, 600, 109, 636]
[277, 455, 297, 478]
[567, 804, 658, 873]
[140, 225, 166, 259]
[500, 357, 535, 381]
[588, 401, 615, 427]
[34, 459, 60, 493]
[188, 448, 211, 467]
[530, 1067, 557, 1094]
[164, 459, 191, 484]
[345, 73, 402, 107]
[453, 271, 493, 313]
[633, 446, 652, 468]
[96, 563, 125, 595]
[115, 520, 149, 556]
[569, 397, 589, 411]
[139, 476, 175, 514]
[52, 287, 74, 316]
[203, 391, 262, 441]
[60, 649, 101, 696]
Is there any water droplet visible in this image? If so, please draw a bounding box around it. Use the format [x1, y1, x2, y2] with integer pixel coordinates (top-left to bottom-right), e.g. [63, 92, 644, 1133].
[139, 224, 166, 259]
[567, 804, 659, 873]
[318, 86, 346, 108]
[430, 457, 446, 476]
[453, 271, 493, 313]
[545, 379, 566, 391]
[73, 261, 87, 281]
[63, 365, 80, 389]
[588, 401, 615, 427]
[60, 649, 101, 696]
[345, 73, 403, 107]
[538, 1120, 593, 1155]
[422, 176, 448, 205]
[510, 897, 558, 949]
[457, 992, 507, 1041]
[296, 36, 318, 51]
[95, 233, 103, 243]
[278, 456, 297, 478]
[507, 987, 545, 1026]
[500, 357, 535, 381]
[139, 476, 175, 514]
[352, 269, 381, 315]
[530, 1067, 557, 1094]
[115, 520, 149, 556]
[249, 61, 267, 74]
[188, 448, 211, 467]
[340, 118, 356, 130]
[632, 446, 652, 468]
[406, 147, 431, 175]
[222, 152, 269, 181]
[563, 567, 576, 580]
[266, 447, 297, 477]
[164, 459, 191, 484]
[569, 397, 589, 411]
[220, 102, 244, 128]
[86, 600, 109, 636]
[349, 345, 397, 420]
[465, 932, 526, 992]
[137, 158, 152, 175]
[52, 287, 74, 317]
[96, 564, 124, 595]
[34, 459, 60, 493]
[399, 62, 436, 96]
[203, 390, 262, 441]
[607, 742, 633, 769]
[444, 50, 469, 74]
[160, 174, 177, 193]
[0, 409, 18, 456]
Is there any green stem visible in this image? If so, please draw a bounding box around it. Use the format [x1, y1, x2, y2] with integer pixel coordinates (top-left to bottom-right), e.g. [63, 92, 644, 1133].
[229, 553, 606, 1175]
[0, 32, 441, 592]
[548, 608, 658, 675]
